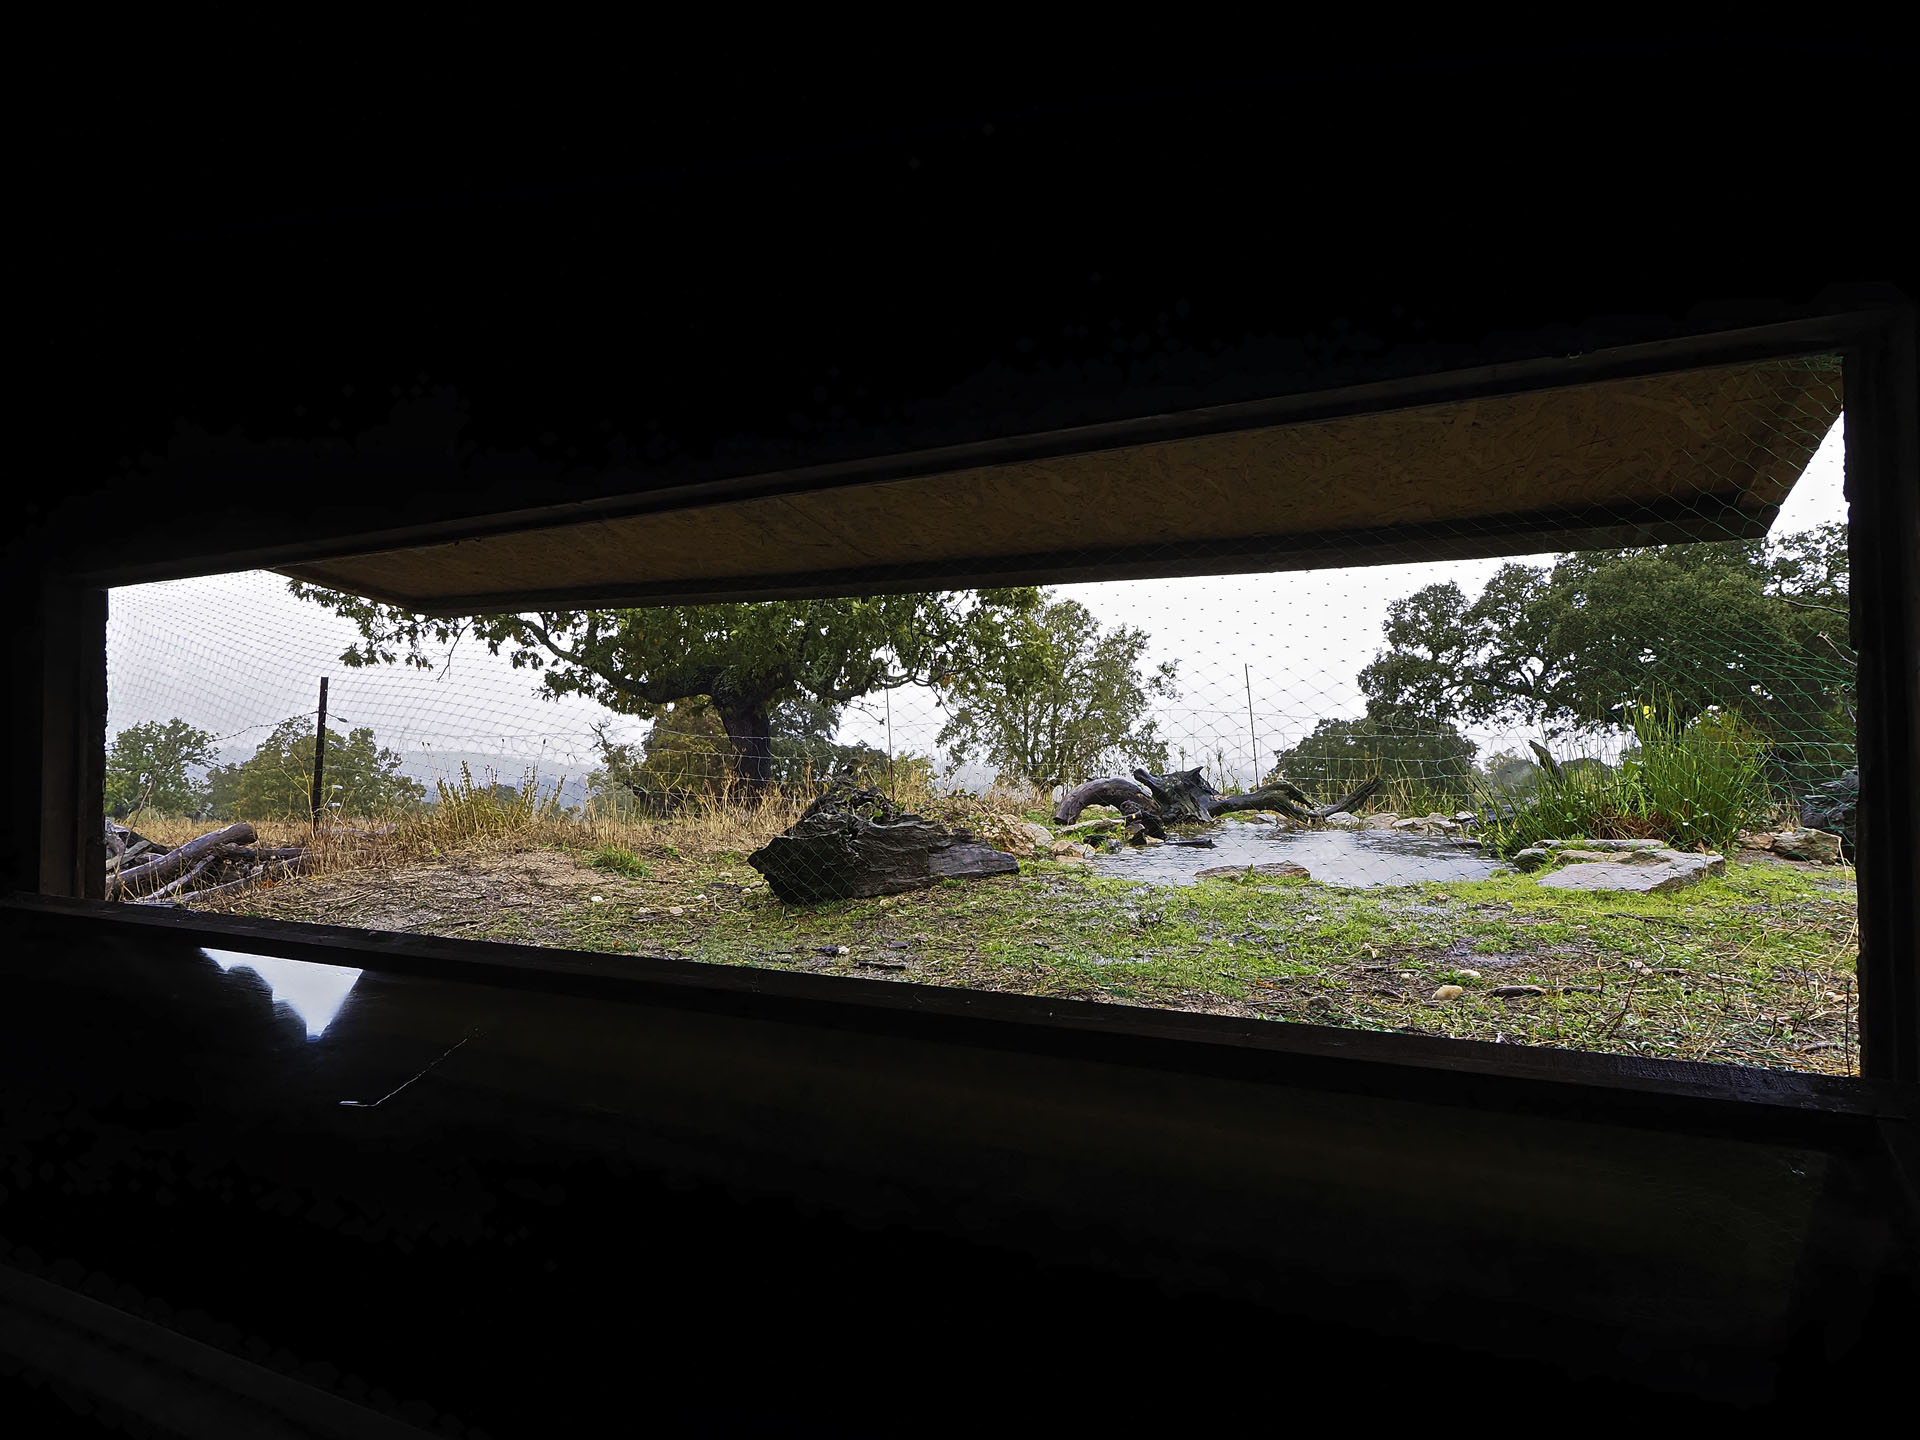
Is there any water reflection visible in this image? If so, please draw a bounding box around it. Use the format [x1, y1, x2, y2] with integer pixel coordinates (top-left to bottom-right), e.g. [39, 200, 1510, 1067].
[203, 949, 363, 1038]
[1090, 823, 1501, 889]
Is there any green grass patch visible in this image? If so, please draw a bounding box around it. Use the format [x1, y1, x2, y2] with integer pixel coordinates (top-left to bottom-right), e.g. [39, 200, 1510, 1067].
[587, 844, 650, 879]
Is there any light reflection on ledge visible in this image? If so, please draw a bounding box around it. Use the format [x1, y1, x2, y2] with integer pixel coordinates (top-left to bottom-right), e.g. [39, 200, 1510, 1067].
[203, 949, 363, 1038]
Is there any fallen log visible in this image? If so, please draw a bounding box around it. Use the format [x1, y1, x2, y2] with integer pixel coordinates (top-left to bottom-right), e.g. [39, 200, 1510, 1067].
[750, 783, 1019, 904]
[1053, 777, 1162, 834]
[113, 822, 257, 898]
[1211, 776, 1385, 822]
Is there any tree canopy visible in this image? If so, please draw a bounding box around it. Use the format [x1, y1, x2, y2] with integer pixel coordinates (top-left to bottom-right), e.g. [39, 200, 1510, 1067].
[935, 593, 1177, 790]
[1356, 526, 1854, 783]
[1267, 713, 1479, 807]
[104, 718, 218, 817]
[290, 585, 1041, 791]
[206, 718, 425, 820]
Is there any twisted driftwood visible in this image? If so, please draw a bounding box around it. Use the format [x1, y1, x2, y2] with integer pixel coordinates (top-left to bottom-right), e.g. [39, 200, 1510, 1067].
[750, 783, 1019, 904]
[1055, 767, 1382, 836]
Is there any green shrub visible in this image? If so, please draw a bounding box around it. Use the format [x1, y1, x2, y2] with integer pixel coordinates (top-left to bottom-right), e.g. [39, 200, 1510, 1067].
[1624, 701, 1768, 855]
[1474, 700, 1768, 858]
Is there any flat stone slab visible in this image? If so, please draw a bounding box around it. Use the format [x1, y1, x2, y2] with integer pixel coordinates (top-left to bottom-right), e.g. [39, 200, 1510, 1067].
[1537, 849, 1725, 893]
[1195, 861, 1311, 881]
[1542, 838, 1664, 851]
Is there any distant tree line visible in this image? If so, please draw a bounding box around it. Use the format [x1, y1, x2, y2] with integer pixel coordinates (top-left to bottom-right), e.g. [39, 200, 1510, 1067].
[104, 715, 424, 821]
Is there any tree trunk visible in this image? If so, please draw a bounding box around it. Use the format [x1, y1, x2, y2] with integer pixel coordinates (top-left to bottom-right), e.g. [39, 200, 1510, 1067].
[715, 702, 776, 795]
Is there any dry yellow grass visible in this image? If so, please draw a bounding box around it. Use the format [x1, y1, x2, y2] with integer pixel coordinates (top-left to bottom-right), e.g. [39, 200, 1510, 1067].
[122, 767, 1040, 910]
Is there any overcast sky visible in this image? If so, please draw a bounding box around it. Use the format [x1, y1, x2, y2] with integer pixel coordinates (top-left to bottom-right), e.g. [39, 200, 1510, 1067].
[108, 417, 1848, 792]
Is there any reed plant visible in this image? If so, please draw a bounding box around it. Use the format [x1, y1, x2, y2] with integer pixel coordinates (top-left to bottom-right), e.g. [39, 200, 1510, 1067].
[1474, 699, 1769, 858]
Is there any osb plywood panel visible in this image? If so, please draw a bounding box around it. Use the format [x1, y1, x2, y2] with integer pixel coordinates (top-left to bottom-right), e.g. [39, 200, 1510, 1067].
[281, 358, 1842, 609]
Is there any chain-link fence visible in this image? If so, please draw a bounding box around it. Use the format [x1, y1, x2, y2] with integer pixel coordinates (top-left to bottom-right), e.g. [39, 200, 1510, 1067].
[103, 358, 1861, 1073]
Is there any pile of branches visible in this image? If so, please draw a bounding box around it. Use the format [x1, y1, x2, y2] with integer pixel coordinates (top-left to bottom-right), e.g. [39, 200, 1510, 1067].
[1055, 766, 1383, 843]
[107, 820, 315, 905]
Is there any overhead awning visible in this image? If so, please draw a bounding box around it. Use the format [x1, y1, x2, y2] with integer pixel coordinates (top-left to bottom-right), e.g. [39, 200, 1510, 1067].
[276, 356, 1843, 614]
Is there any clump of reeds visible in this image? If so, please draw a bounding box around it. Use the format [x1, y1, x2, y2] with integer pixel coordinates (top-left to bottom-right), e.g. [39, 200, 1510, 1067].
[1473, 699, 1769, 857]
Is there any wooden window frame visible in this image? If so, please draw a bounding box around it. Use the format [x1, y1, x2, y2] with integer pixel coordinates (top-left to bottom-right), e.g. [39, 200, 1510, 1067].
[8, 305, 1914, 1104]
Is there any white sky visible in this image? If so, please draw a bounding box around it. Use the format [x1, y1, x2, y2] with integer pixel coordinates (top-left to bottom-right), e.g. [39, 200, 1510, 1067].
[108, 416, 1848, 792]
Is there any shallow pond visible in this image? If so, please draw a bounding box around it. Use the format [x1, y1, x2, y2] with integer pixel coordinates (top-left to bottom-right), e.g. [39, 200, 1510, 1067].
[1087, 821, 1504, 889]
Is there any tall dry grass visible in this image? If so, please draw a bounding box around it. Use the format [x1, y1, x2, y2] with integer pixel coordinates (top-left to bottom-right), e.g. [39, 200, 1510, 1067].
[115, 760, 1043, 897]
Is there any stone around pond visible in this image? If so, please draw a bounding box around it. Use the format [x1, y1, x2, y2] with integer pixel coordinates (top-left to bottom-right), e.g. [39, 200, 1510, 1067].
[1194, 861, 1311, 882]
[1769, 828, 1844, 865]
[1537, 849, 1726, 894]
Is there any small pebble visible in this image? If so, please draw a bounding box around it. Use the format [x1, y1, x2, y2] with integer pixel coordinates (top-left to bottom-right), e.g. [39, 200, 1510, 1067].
[1454, 969, 1482, 980]
[1432, 985, 1465, 1001]
[668, 906, 685, 916]
[591, 895, 604, 903]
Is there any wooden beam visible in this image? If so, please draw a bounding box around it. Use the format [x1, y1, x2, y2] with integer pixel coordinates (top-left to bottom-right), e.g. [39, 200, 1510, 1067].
[31, 582, 106, 899]
[1848, 313, 1920, 1084]
[69, 311, 1883, 592]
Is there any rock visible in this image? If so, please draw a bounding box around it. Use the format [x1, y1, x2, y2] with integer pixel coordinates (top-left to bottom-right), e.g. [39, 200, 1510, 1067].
[1390, 816, 1458, 835]
[1194, 861, 1311, 881]
[1537, 850, 1726, 894]
[1771, 827, 1843, 865]
[1453, 969, 1482, 980]
[668, 906, 686, 916]
[1323, 813, 1368, 830]
[1364, 813, 1400, 830]
[1021, 822, 1055, 853]
[816, 944, 851, 956]
[1511, 848, 1552, 871]
[1557, 848, 1621, 864]
[1737, 831, 1776, 851]
[1799, 770, 1857, 852]
[1049, 839, 1095, 859]
[1432, 985, 1465, 1001]
[1452, 811, 1477, 825]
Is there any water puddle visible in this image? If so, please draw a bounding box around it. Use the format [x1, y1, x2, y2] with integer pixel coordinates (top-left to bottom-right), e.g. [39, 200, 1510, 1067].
[204, 949, 363, 1038]
[1088, 822, 1502, 889]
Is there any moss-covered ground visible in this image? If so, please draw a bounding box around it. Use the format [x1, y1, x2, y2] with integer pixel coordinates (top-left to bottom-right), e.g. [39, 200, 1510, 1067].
[219, 833, 1860, 1076]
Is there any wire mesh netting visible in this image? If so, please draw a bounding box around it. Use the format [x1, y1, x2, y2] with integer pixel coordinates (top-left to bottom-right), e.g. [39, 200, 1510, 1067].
[103, 358, 1862, 1072]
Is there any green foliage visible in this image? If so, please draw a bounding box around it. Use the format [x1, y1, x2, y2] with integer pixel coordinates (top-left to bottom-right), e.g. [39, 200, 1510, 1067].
[936, 593, 1177, 788]
[288, 583, 1042, 789]
[104, 718, 217, 817]
[1473, 701, 1769, 857]
[588, 844, 649, 879]
[1358, 527, 1855, 778]
[1625, 701, 1770, 855]
[1268, 712, 1479, 808]
[1478, 748, 1543, 799]
[206, 717, 426, 820]
[586, 696, 921, 810]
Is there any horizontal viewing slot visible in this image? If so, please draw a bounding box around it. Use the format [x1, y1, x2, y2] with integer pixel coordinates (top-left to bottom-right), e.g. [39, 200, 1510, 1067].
[96, 356, 1860, 1085]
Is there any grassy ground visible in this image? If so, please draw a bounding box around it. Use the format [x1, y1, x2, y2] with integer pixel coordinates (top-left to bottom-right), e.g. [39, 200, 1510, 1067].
[164, 801, 1861, 1077]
